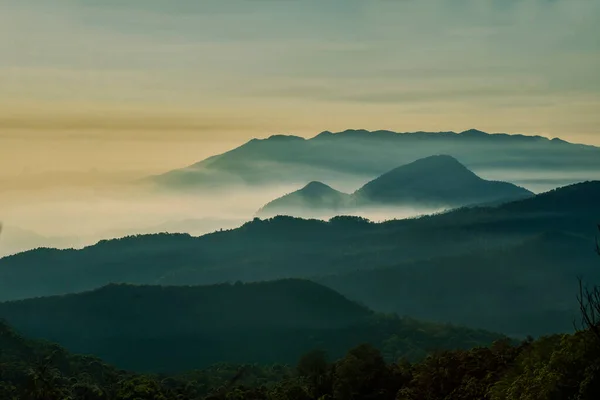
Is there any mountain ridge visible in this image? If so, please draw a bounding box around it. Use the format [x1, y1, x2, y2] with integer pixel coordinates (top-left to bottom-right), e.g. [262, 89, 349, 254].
[258, 155, 533, 216]
[149, 129, 600, 192]
[0, 279, 503, 372]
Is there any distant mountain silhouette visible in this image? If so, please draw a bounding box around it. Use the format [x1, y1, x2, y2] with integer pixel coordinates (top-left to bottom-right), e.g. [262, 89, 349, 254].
[257, 155, 533, 216]
[257, 181, 351, 217]
[148, 129, 600, 192]
[1, 181, 598, 336]
[0, 279, 502, 372]
[353, 155, 533, 208]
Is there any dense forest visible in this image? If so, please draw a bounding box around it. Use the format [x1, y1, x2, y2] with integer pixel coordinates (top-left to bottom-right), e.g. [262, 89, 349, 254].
[0, 280, 503, 372]
[1, 317, 599, 400]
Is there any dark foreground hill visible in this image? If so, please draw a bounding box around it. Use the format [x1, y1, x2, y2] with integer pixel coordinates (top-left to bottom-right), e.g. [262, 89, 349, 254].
[0, 182, 598, 336]
[0, 279, 502, 373]
[2, 306, 599, 400]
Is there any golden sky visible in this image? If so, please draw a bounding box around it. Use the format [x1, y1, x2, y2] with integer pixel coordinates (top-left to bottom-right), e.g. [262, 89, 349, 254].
[1, 0, 600, 189]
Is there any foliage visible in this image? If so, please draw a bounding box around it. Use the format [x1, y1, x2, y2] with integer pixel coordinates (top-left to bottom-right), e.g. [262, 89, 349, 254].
[0, 280, 504, 373]
[2, 319, 599, 400]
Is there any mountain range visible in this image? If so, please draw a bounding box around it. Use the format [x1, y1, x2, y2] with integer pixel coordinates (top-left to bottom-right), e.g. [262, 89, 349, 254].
[257, 155, 533, 217]
[1, 181, 598, 336]
[149, 129, 600, 193]
[0, 279, 502, 373]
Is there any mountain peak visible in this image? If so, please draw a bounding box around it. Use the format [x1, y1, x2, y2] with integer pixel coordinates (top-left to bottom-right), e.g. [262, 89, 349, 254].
[412, 154, 462, 165]
[354, 155, 532, 207]
[460, 129, 489, 137]
[257, 181, 350, 217]
[302, 181, 336, 194]
[390, 154, 471, 175]
[264, 134, 305, 142]
[339, 129, 371, 136]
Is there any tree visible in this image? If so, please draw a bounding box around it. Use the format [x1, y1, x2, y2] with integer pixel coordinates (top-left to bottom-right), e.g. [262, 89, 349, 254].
[574, 225, 600, 344]
[296, 350, 332, 399]
[333, 344, 396, 400]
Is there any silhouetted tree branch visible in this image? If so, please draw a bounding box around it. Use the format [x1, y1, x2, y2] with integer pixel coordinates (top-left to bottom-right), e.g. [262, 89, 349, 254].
[574, 225, 600, 344]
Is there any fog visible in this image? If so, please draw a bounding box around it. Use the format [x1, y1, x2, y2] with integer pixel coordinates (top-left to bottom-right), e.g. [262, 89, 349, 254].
[0, 177, 451, 258]
[474, 168, 600, 194]
[0, 183, 291, 257]
[0, 163, 595, 258]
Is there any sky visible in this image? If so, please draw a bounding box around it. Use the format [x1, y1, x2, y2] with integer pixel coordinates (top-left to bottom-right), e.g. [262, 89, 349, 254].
[1, 0, 600, 190]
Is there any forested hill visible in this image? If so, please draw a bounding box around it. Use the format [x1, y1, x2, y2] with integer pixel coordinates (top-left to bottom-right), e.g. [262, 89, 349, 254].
[2, 316, 599, 400]
[0, 280, 503, 373]
[319, 230, 600, 337]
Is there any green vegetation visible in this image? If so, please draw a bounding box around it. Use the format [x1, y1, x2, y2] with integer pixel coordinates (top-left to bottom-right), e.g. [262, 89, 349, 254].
[1, 319, 599, 400]
[0, 280, 502, 373]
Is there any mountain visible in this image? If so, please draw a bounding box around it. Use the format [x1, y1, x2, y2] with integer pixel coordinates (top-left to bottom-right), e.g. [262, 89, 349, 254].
[257, 181, 351, 217]
[0, 182, 598, 335]
[0, 279, 503, 373]
[0, 319, 293, 399]
[353, 155, 533, 208]
[256, 155, 533, 217]
[149, 129, 600, 193]
[319, 230, 600, 338]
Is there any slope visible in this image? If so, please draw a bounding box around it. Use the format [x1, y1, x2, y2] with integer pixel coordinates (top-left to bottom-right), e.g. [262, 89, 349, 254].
[319, 230, 600, 337]
[255, 156, 532, 217]
[352, 155, 532, 207]
[257, 181, 351, 217]
[0, 280, 503, 373]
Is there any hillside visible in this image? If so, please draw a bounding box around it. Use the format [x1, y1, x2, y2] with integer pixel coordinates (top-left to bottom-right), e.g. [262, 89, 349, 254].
[257, 181, 351, 217]
[353, 155, 532, 207]
[0, 280, 503, 373]
[0, 182, 598, 336]
[256, 156, 532, 217]
[1, 317, 599, 400]
[319, 231, 600, 337]
[0, 318, 296, 398]
[149, 129, 600, 192]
